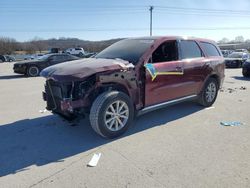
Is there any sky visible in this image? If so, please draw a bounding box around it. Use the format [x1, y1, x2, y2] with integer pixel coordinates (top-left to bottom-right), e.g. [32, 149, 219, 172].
[1, 0, 250, 42]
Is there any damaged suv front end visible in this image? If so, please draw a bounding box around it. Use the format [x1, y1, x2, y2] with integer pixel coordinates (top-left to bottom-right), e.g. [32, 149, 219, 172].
[41, 58, 139, 119]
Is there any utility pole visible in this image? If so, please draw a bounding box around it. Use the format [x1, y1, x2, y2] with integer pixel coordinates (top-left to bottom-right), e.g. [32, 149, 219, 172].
[149, 6, 154, 36]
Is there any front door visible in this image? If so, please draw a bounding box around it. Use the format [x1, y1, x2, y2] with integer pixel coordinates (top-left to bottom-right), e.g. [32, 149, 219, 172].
[144, 40, 185, 106]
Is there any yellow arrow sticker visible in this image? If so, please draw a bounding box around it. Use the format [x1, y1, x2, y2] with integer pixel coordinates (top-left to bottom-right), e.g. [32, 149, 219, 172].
[144, 63, 184, 81]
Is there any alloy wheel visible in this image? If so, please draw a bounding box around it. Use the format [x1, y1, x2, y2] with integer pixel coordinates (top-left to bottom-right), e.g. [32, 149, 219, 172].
[104, 100, 129, 132]
[205, 82, 217, 103]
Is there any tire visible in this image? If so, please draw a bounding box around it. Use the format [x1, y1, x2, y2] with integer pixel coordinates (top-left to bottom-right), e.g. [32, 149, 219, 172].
[89, 91, 134, 139]
[79, 52, 84, 57]
[198, 78, 219, 107]
[242, 68, 250, 77]
[27, 65, 40, 77]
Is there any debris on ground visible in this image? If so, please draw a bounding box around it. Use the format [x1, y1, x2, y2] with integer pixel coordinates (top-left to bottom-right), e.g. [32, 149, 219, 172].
[220, 86, 247, 93]
[228, 88, 236, 93]
[39, 109, 48, 113]
[240, 86, 247, 90]
[220, 121, 243, 126]
[87, 153, 102, 167]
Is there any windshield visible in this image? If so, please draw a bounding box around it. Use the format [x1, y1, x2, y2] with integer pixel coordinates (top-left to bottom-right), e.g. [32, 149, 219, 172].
[228, 53, 243, 58]
[37, 54, 51, 60]
[95, 39, 154, 64]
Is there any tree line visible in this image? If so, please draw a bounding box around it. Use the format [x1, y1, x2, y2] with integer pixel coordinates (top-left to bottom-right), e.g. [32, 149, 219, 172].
[0, 36, 121, 55]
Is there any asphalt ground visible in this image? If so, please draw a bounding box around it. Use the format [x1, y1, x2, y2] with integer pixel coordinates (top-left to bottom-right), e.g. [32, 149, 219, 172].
[0, 63, 249, 188]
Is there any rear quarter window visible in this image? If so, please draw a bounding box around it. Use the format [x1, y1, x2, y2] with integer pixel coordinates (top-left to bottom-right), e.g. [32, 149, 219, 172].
[200, 42, 221, 57]
[180, 40, 203, 59]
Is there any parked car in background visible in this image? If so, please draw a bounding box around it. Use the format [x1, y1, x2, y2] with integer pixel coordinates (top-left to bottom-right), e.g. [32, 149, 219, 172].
[24, 55, 35, 60]
[0, 55, 7, 62]
[224, 52, 249, 68]
[65, 47, 85, 57]
[221, 50, 231, 57]
[83, 52, 97, 58]
[242, 59, 250, 77]
[50, 48, 60, 53]
[235, 49, 248, 53]
[41, 36, 225, 138]
[5, 55, 16, 62]
[13, 53, 79, 77]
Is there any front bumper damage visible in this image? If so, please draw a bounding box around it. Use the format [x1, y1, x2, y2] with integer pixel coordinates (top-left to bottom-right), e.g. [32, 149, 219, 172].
[43, 79, 92, 117]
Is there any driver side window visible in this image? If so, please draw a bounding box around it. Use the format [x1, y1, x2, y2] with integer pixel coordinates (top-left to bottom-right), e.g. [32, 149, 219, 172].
[152, 40, 178, 63]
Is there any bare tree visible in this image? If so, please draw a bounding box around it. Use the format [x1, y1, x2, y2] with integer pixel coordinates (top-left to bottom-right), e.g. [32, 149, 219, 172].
[235, 36, 244, 43]
[0, 37, 18, 54]
[30, 37, 46, 53]
[218, 37, 230, 44]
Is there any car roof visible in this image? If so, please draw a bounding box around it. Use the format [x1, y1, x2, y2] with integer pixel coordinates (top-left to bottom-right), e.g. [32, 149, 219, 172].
[128, 36, 216, 44]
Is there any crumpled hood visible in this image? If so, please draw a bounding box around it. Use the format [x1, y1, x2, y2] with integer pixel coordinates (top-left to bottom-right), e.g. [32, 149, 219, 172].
[40, 58, 134, 82]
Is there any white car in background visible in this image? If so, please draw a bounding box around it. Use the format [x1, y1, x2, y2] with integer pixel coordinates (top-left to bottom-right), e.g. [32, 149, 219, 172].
[65, 47, 85, 56]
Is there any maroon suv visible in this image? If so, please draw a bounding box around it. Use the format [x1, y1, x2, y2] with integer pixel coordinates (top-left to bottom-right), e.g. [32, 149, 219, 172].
[41, 36, 225, 138]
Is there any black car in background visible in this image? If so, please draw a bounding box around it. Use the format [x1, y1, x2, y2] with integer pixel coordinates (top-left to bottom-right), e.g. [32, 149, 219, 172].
[224, 52, 249, 68]
[242, 59, 250, 77]
[13, 53, 79, 77]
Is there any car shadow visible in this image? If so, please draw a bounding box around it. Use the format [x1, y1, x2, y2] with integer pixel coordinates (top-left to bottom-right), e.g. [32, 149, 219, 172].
[232, 76, 250, 81]
[0, 102, 203, 177]
[0, 75, 27, 80]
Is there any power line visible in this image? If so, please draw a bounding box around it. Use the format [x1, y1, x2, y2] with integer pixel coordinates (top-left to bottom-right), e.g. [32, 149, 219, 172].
[155, 5, 250, 14]
[2, 27, 250, 33]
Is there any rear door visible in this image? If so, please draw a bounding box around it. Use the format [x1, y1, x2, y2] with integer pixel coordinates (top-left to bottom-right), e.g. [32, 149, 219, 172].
[179, 40, 207, 95]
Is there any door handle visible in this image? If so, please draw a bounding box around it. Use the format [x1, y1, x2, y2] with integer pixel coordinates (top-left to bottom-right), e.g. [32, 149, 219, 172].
[175, 66, 183, 71]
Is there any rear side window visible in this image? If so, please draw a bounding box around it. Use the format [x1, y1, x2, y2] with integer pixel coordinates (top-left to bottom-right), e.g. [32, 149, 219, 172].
[200, 42, 220, 57]
[180, 40, 203, 59]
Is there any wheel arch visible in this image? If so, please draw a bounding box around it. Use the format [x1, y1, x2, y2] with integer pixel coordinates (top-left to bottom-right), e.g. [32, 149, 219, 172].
[86, 82, 134, 111]
[198, 73, 221, 95]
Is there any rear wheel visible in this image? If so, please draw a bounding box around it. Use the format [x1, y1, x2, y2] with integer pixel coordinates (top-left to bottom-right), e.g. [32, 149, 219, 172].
[27, 66, 40, 77]
[198, 78, 219, 107]
[89, 91, 134, 139]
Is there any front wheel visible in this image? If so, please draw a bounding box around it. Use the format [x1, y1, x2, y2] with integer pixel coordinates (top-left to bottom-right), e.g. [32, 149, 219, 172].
[27, 66, 40, 77]
[89, 91, 134, 139]
[243, 68, 250, 77]
[198, 78, 219, 107]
